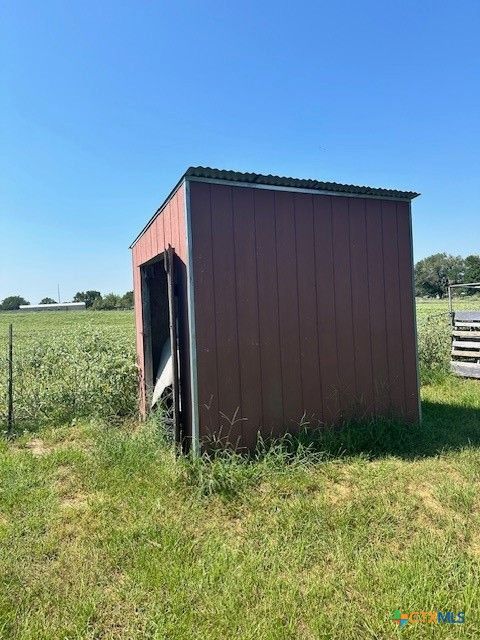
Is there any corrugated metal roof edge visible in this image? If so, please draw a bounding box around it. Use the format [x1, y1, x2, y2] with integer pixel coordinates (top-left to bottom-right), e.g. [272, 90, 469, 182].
[130, 166, 419, 248]
[186, 166, 420, 200]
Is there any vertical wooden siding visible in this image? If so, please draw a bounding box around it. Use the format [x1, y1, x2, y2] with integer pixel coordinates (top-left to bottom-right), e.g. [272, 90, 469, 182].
[131, 183, 191, 436]
[190, 181, 419, 448]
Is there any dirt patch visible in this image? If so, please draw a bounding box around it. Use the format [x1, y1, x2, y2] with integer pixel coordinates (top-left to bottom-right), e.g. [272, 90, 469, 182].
[324, 479, 355, 506]
[47, 428, 94, 453]
[412, 483, 445, 515]
[52, 466, 90, 511]
[442, 466, 466, 485]
[11, 425, 94, 458]
[59, 494, 89, 511]
[468, 536, 480, 558]
[24, 438, 52, 456]
[297, 619, 317, 640]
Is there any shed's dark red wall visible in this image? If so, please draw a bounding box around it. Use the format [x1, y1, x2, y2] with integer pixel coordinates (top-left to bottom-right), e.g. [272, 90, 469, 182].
[189, 181, 419, 449]
[132, 183, 191, 436]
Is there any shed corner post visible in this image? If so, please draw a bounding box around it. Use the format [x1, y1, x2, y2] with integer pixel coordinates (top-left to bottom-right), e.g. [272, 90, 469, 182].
[184, 177, 200, 455]
[409, 200, 422, 424]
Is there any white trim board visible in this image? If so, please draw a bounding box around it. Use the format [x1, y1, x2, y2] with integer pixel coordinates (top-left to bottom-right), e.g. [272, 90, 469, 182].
[184, 178, 200, 455]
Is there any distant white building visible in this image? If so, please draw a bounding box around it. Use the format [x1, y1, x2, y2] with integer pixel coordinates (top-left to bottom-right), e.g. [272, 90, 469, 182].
[19, 302, 86, 312]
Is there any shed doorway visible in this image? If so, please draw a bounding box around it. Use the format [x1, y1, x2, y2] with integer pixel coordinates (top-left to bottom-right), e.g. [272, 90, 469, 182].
[140, 246, 181, 443]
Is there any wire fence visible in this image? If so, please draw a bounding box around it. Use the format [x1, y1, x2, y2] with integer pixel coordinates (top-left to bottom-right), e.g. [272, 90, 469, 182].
[416, 298, 480, 326]
[1, 312, 138, 433]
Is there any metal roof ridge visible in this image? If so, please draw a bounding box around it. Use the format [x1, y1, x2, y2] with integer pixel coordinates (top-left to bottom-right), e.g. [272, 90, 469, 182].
[185, 166, 420, 199]
[130, 165, 420, 247]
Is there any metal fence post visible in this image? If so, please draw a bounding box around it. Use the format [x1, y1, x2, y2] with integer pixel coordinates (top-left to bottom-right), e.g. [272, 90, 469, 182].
[7, 324, 13, 434]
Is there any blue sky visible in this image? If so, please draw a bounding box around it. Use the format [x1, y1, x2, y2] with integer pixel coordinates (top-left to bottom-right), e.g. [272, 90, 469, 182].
[1, 0, 479, 304]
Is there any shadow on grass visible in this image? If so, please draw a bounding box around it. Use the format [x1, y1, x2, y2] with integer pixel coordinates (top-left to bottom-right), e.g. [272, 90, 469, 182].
[284, 400, 480, 461]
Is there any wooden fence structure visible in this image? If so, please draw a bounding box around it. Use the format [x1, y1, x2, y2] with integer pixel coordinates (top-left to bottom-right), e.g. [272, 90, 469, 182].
[451, 312, 480, 379]
[449, 283, 480, 379]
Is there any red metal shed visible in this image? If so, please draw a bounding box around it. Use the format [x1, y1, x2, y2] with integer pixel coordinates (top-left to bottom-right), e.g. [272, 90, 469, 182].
[131, 167, 420, 453]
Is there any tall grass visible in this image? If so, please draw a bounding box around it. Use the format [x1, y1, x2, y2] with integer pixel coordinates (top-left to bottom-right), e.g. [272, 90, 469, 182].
[0, 312, 137, 428]
[417, 313, 452, 379]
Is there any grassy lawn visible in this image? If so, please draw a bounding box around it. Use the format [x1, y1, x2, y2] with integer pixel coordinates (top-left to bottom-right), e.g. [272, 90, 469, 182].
[0, 375, 479, 639]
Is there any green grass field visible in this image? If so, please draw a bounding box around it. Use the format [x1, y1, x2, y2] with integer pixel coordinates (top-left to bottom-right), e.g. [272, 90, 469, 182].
[416, 297, 480, 322]
[0, 309, 134, 338]
[0, 311, 136, 426]
[0, 304, 480, 638]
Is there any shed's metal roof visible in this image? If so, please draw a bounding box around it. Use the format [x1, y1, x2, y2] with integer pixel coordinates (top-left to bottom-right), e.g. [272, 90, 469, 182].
[131, 166, 419, 247]
[185, 166, 420, 200]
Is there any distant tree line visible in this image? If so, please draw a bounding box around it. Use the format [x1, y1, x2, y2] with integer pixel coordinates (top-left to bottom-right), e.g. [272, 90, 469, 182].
[73, 290, 134, 310]
[0, 295, 30, 311]
[415, 253, 480, 298]
[0, 291, 134, 310]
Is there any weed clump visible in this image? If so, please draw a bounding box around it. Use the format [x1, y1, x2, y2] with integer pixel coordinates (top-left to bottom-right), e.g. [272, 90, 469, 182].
[417, 313, 451, 379]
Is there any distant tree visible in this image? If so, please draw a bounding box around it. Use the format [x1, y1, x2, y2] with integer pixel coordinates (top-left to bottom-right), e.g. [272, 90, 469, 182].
[39, 297, 57, 305]
[0, 296, 30, 310]
[120, 291, 134, 309]
[414, 253, 465, 298]
[92, 293, 121, 310]
[73, 290, 102, 308]
[464, 255, 480, 286]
